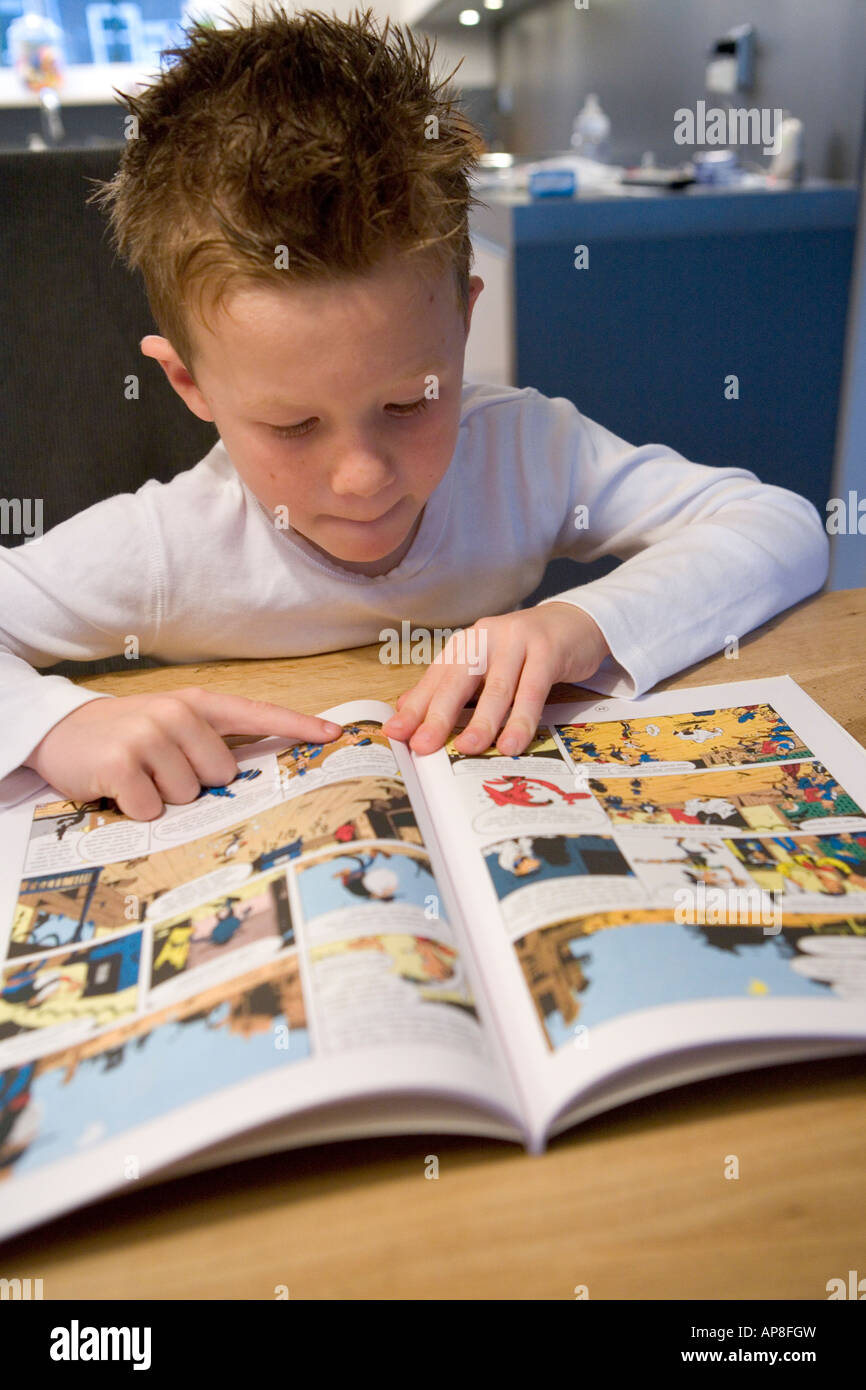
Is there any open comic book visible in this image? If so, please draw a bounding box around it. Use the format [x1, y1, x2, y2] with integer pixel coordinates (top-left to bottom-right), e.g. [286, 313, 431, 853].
[2, 674, 866, 1241]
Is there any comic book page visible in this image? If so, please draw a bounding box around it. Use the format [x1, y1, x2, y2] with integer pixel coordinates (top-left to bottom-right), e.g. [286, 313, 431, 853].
[410, 676, 866, 1147]
[0, 700, 523, 1242]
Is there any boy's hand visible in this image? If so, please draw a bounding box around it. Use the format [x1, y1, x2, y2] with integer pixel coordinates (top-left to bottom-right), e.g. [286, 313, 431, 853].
[381, 603, 610, 756]
[23, 687, 343, 821]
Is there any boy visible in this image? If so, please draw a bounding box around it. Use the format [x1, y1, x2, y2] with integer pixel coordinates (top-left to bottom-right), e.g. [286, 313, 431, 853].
[0, 7, 828, 821]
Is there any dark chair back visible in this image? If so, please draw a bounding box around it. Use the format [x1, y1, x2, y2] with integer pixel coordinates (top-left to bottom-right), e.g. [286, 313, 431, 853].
[0, 146, 218, 677]
[0, 146, 217, 546]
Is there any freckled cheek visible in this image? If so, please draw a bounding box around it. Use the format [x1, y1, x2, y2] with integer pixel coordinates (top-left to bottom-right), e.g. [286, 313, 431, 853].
[412, 421, 458, 492]
[240, 442, 308, 512]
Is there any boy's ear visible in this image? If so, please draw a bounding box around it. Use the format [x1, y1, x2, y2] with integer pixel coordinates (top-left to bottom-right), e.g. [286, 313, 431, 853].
[464, 275, 484, 336]
[139, 335, 215, 422]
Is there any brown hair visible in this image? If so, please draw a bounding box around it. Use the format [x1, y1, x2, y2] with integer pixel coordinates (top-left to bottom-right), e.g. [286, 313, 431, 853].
[90, 5, 487, 370]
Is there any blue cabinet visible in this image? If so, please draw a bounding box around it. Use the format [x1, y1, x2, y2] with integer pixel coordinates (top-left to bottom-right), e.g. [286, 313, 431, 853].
[472, 185, 857, 518]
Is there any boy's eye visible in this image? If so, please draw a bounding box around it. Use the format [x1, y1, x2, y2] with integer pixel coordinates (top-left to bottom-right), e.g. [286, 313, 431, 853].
[270, 420, 315, 439]
[269, 397, 429, 440]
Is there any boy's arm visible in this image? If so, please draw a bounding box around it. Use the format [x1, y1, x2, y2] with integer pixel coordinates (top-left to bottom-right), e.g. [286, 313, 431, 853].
[0, 492, 157, 801]
[0, 489, 345, 817]
[0, 655, 114, 805]
[535, 402, 829, 696]
[384, 393, 829, 756]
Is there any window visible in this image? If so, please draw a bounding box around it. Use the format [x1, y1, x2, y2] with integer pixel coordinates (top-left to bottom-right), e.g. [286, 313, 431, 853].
[1, 0, 192, 70]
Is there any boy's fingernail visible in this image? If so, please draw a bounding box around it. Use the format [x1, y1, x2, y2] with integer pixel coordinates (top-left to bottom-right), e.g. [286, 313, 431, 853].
[323, 722, 342, 736]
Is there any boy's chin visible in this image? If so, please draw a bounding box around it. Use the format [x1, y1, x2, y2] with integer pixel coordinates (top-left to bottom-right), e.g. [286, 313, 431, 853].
[302, 509, 422, 573]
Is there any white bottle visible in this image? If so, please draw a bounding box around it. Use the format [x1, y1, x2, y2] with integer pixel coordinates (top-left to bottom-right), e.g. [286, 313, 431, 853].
[768, 117, 804, 183]
[570, 93, 611, 161]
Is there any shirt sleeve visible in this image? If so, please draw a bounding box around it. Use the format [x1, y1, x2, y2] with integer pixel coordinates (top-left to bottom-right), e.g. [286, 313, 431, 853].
[0, 490, 161, 805]
[532, 396, 829, 696]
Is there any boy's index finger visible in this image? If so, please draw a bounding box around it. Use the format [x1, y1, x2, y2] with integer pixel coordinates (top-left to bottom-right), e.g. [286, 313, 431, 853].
[381, 692, 429, 739]
[175, 687, 342, 741]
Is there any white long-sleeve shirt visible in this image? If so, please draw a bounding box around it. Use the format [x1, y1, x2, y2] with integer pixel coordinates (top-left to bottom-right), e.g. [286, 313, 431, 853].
[0, 379, 829, 807]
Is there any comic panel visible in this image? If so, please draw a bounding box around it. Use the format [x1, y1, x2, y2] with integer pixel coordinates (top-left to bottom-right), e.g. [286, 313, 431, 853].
[481, 832, 646, 937]
[291, 842, 448, 947]
[22, 755, 276, 873]
[306, 932, 484, 1057]
[513, 908, 866, 1050]
[613, 830, 756, 903]
[724, 832, 866, 905]
[141, 761, 276, 848]
[290, 842, 488, 1059]
[452, 768, 610, 842]
[22, 797, 152, 876]
[555, 703, 812, 776]
[276, 721, 400, 793]
[267, 775, 424, 856]
[0, 954, 309, 1181]
[145, 774, 424, 895]
[0, 930, 142, 1060]
[444, 722, 574, 779]
[789, 933, 866, 1000]
[147, 869, 294, 1006]
[10, 867, 126, 961]
[586, 761, 864, 833]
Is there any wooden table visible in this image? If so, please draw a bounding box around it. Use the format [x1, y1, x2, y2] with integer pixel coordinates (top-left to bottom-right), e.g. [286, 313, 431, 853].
[5, 588, 866, 1298]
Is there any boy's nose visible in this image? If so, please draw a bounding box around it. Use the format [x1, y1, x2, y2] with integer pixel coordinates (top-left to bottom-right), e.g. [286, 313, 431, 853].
[330, 448, 396, 499]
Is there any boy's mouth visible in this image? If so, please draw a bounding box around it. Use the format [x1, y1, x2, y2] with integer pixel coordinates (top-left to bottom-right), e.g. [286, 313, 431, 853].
[328, 497, 405, 526]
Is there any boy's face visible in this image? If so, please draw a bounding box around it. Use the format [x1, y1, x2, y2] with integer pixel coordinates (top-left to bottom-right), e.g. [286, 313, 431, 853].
[142, 255, 483, 576]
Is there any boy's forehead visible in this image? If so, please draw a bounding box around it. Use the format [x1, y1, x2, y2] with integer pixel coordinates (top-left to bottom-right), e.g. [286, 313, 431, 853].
[212, 252, 453, 332]
[189, 256, 461, 396]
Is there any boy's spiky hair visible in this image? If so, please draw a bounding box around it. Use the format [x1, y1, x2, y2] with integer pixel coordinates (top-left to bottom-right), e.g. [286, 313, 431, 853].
[91, 5, 487, 369]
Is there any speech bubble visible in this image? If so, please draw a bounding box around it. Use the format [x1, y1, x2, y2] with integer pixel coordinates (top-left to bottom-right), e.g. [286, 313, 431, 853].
[145, 862, 253, 922]
[796, 935, 866, 956]
[789, 955, 866, 987]
[77, 820, 151, 864]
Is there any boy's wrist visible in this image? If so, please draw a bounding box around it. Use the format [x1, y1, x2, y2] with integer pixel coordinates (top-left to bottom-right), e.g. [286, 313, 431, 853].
[540, 598, 612, 666]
